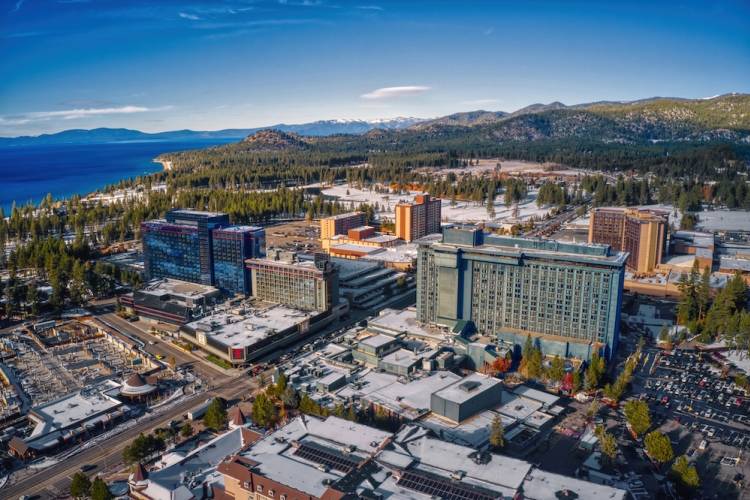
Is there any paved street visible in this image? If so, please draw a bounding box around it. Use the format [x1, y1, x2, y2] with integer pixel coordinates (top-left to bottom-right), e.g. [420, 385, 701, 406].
[2, 374, 255, 499]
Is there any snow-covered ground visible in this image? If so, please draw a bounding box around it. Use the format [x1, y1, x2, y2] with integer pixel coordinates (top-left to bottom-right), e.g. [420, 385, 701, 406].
[696, 209, 750, 232]
[320, 185, 554, 224]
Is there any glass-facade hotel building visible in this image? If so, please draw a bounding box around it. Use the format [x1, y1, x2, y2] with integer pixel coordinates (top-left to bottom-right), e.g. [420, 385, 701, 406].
[212, 226, 266, 295]
[142, 210, 265, 295]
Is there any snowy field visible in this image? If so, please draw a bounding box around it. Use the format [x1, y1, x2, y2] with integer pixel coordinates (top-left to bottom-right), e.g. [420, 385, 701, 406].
[415, 159, 586, 178]
[320, 184, 555, 223]
[696, 209, 750, 232]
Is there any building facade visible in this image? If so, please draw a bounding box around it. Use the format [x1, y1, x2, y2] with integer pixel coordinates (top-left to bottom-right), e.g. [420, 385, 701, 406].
[212, 226, 266, 295]
[588, 207, 668, 274]
[395, 194, 442, 242]
[417, 227, 626, 360]
[142, 210, 265, 295]
[246, 250, 339, 312]
[320, 212, 366, 249]
[142, 210, 229, 285]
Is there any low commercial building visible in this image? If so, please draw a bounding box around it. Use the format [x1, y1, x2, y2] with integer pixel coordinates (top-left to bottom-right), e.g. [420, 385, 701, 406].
[9, 380, 128, 459]
[180, 303, 339, 366]
[215, 416, 626, 499]
[119, 278, 222, 325]
[130, 425, 262, 500]
[217, 415, 391, 499]
[669, 230, 715, 269]
[430, 372, 504, 423]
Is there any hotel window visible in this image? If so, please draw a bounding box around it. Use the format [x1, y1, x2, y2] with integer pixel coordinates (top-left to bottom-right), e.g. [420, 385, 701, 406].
[257, 485, 264, 493]
[269, 490, 275, 497]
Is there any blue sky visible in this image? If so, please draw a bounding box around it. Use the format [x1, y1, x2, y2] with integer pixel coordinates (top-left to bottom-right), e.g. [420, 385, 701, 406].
[1, 0, 748, 136]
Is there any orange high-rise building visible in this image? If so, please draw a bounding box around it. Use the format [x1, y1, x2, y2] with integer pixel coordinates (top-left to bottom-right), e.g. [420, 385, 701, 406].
[588, 207, 669, 274]
[320, 211, 366, 249]
[395, 194, 442, 242]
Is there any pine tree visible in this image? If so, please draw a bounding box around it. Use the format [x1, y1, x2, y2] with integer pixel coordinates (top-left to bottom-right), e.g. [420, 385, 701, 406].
[203, 398, 227, 431]
[70, 472, 91, 498]
[489, 415, 505, 449]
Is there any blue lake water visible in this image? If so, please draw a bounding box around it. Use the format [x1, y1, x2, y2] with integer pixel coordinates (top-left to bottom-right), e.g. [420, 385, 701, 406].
[0, 140, 232, 213]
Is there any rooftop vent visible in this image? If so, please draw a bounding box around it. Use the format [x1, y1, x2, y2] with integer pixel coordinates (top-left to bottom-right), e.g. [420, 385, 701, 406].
[458, 381, 481, 392]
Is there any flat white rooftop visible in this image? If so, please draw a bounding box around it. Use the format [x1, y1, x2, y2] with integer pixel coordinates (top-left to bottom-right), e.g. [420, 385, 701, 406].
[512, 385, 560, 407]
[29, 380, 123, 439]
[397, 433, 532, 493]
[380, 348, 421, 368]
[522, 467, 627, 500]
[140, 278, 220, 299]
[362, 371, 462, 419]
[360, 333, 398, 349]
[433, 372, 502, 405]
[368, 308, 443, 341]
[187, 304, 314, 349]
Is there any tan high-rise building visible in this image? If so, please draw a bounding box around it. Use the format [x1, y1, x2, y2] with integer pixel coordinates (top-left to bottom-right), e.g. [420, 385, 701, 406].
[320, 211, 366, 249]
[588, 207, 668, 274]
[395, 194, 442, 242]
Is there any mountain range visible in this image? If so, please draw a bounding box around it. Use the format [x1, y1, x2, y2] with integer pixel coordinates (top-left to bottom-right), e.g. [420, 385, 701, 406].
[2, 94, 749, 147]
[0, 117, 422, 147]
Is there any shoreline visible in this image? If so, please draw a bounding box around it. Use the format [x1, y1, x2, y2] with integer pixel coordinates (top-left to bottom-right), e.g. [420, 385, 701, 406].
[153, 158, 173, 171]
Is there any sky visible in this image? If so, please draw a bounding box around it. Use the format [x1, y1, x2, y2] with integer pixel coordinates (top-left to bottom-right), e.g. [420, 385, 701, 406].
[1, 0, 749, 136]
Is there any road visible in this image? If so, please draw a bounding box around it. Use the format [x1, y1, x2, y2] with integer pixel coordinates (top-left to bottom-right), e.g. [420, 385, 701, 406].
[2, 375, 255, 499]
[2, 297, 393, 498]
[524, 204, 584, 238]
[100, 312, 233, 383]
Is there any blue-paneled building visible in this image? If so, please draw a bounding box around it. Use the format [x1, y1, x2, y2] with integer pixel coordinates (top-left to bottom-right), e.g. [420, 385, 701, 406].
[416, 227, 627, 361]
[212, 226, 265, 295]
[142, 210, 265, 295]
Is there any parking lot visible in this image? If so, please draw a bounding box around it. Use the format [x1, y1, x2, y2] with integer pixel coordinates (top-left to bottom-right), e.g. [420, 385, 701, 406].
[633, 347, 750, 497]
[642, 350, 750, 449]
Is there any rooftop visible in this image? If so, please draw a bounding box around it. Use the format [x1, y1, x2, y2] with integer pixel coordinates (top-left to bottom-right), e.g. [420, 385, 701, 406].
[329, 243, 385, 256]
[27, 380, 124, 444]
[522, 467, 627, 500]
[433, 228, 628, 267]
[185, 304, 314, 349]
[719, 255, 750, 272]
[139, 278, 220, 299]
[234, 416, 391, 497]
[323, 211, 364, 221]
[214, 225, 264, 233]
[432, 372, 502, 405]
[168, 209, 226, 218]
[379, 348, 422, 368]
[144, 426, 252, 499]
[368, 308, 444, 341]
[359, 334, 398, 349]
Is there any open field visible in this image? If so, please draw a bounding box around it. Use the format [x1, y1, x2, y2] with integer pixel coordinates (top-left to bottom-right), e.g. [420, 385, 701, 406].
[321, 184, 555, 224]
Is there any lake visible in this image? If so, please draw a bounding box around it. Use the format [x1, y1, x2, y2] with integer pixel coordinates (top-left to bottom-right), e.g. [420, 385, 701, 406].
[0, 140, 232, 213]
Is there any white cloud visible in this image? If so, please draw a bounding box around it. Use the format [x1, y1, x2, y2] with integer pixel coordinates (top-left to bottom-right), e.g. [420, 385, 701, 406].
[10, 0, 26, 13]
[179, 12, 201, 20]
[0, 105, 172, 124]
[357, 5, 383, 11]
[361, 86, 431, 100]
